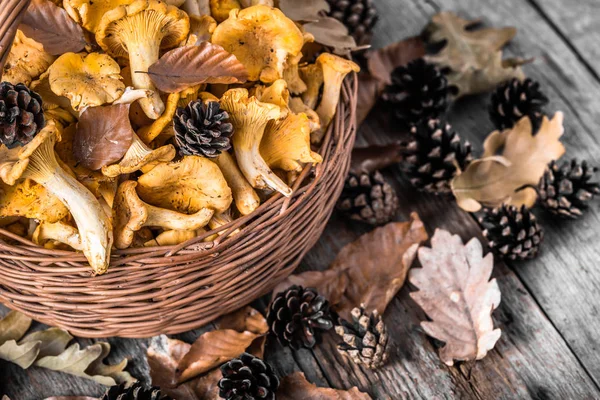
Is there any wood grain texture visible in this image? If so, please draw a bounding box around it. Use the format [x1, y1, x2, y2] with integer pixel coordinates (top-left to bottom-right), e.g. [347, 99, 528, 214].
[4, 0, 600, 398]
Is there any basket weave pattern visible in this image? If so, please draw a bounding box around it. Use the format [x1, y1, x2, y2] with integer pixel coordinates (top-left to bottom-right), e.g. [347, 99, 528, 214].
[0, 77, 358, 338]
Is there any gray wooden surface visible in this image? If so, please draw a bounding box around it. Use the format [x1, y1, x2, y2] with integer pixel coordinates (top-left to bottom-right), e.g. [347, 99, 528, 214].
[3, 0, 600, 398]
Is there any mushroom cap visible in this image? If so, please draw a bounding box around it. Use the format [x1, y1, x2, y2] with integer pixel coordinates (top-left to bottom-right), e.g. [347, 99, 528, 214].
[137, 155, 232, 214]
[101, 134, 176, 178]
[113, 180, 149, 249]
[220, 88, 281, 130]
[64, 0, 136, 33]
[2, 30, 56, 86]
[261, 112, 322, 172]
[210, 0, 241, 22]
[48, 52, 126, 111]
[96, 0, 190, 60]
[211, 5, 304, 82]
[32, 220, 83, 250]
[251, 79, 290, 116]
[186, 14, 218, 46]
[316, 53, 360, 74]
[0, 179, 70, 223]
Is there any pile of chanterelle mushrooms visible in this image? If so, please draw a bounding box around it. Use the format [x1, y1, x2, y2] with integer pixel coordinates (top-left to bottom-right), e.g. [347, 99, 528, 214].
[0, 0, 360, 275]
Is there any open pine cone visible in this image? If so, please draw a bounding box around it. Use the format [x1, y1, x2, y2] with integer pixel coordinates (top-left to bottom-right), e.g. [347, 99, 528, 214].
[326, 0, 379, 46]
[218, 352, 279, 400]
[0, 81, 45, 149]
[101, 382, 171, 400]
[489, 78, 548, 134]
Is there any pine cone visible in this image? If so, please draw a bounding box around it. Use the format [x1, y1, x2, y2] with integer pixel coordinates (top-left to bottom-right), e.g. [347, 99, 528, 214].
[267, 285, 334, 349]
[404, 119, 472, 194]
[326, 0, 378, 46]
[335, 305, 388, 369]
[101, 382, 172, 400]
[489, 78, 549, 134]
[336, 170, 399, 225]
[0, 81, 45, 149]
[538, 159, 600, 219]
[218, 352, 279, 400]
[173, 100, 233, 158]
[479, 205, 544, 261]
[382, 59, 452, 127]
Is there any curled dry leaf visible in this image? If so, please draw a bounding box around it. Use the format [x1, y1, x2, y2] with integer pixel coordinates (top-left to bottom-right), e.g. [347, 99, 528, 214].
[409, 229, 502, 366]
[423, 11, 528, 98]
[74, 104, 134, 170]
[452, 113, 565, 212]
[278, 0, 330, 21]
[357, 37, 425, 125]
[273, 213, 428, 320]
[20, 0, 87, 56]
[147, 43, 249, 93]
[0, 310, 134, 385]
[303, 17, 358, 55]
[278, 372, 371, 400]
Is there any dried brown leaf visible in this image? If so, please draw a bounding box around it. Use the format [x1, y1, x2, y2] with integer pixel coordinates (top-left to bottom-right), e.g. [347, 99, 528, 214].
[0, 340, 40, 369]
[147, 43, 249, 93]
[452, 113, 565, 212]
[278, 0, 330, 21]
[147, 335, 191, 388]
[423, 11, 528, 98]
[20, 0, 87, 55]
[273, 213, 428, 320]
[0, 311, 32, 343]
[74, 104, 134, 171]
[409, 229, 502, 366]
[303, 17, 358, 55]
[278, 372, 371, 399]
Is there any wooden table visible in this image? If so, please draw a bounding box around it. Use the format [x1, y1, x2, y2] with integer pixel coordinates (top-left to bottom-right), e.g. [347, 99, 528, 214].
[3, 0, 600, 398]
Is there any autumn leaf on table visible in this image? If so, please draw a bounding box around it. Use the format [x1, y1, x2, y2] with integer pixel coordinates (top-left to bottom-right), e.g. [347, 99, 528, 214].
[409, 229, 501, 366]
[20, 0, 87, 55]
[423, 11, 528, 98]
[73, 104, 134, 170]
[273, 213, 428, 320]
[452, 113, 565, 212]
[278, 372, 372, 400]
[147, 43, 249, 93]
[278, 0, 330, 22]
[0, 311, 135, 385]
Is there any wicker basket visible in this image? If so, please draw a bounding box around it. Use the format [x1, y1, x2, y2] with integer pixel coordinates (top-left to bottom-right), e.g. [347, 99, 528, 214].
[0, 75, 358, 338]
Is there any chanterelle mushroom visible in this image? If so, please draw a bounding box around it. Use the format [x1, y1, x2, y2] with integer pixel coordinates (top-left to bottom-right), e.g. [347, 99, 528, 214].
[0, 179, 69, 223]
[251, 79, 290, 117]
[137, 155, 233, 214]
[113, 180, 214, 249]
[220, 88, 293, 196]
[299, 63, 324, 110]
[0, 121, 113, 274]
[2, 31, 56, 86]
[211, 5, 304, 83]
[96, 0, 190, 119]
[48, 52, 126, 113]
[261, 112, 322, 172]
[313, 53, 360, 143]
[214, 152, 260, 216]
[210, 0, 241, 22]
[33, 220, 83, 251]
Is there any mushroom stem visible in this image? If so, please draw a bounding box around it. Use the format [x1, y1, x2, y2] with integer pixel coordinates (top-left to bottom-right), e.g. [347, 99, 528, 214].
[23, 130, 113, 274]
[102, 133, 175, 177]
[33, 221, 83, 251]
[129, 40, 165, 119]
[214, 152, 260, 216]
[144, 204, 214, 231]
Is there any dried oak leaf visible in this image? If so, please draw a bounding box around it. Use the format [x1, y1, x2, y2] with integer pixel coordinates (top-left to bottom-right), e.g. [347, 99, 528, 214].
[278, 372, 371, 400]
[409, 229, 501, 366]
[423, 11, 528, 98]
[451, 113, 565, 212]
[20, 0, 87, 56]
[74, 104, 134, 171]
[303, 17, 358, 55]
[278, 0, 329, 21]
[273, 213, 428, 320]
[357, 37, 425, 125]
[147, 43, 249, 93]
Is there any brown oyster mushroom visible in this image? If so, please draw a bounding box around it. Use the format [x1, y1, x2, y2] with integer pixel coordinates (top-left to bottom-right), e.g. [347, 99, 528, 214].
[186, 14, 218, 45]
[211, 5, 304, 83]
[299, 63, 324, 110]
[261, 112, 322, 172]
[32, 220, 83, 250]
[313, 53, 360, 143]
[210, 0, 241, 22]
[113, 180, 214, 249]
[0, 179, 69, 223]
[214, 152, 260, 216]
[96, 0, 190, 119]
[2, 30, 56, 86]
[220, 88, 293, 196]
[101, 133, 176, 177]
[48, 52, 126, 113]
[283, 53, 307, 95]
[137, 155, 233, 214]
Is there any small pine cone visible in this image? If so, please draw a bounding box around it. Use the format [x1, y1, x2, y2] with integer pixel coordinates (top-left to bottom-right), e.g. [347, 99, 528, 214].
[326, 0, 379, 46]
[538, 159, 600, 219]
[382, 59, 452, 127]
[0, 81, 45, 149]
[174, 100, 233, 158]
[335, 305, 388, 369]
[489, 78, 549, 134]
[101, 382, 172, 400]
[404, 119, 472, 194]
[336, 170, 399, 225]
[218, 352, 279, 400]
[479, 205, 544, 261]
[267, 285, 334, 349]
